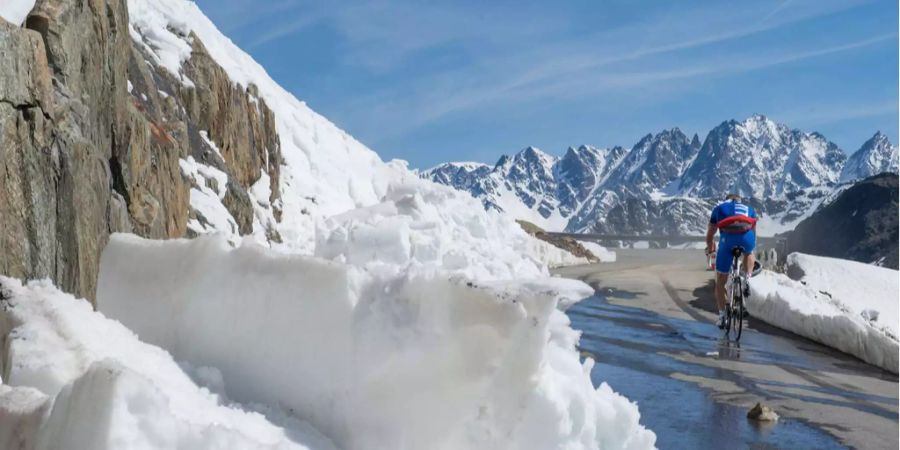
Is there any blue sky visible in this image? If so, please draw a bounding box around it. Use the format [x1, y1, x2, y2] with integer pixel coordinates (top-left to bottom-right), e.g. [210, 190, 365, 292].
[196, 0, 898, 169]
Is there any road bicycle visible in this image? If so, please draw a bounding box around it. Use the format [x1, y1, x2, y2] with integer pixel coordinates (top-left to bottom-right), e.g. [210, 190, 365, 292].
[723, 247, 748, 340]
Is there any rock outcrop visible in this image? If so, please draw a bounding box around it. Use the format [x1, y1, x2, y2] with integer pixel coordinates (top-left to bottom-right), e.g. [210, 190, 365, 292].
[0, 0, 282, 302]
[784, 173, 898, 269]
[516, 220, 598, 262]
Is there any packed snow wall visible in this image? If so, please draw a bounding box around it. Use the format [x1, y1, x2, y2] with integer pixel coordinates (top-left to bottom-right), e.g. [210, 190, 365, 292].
[748, 253, 899, 373]
[97, 234, 656, 450]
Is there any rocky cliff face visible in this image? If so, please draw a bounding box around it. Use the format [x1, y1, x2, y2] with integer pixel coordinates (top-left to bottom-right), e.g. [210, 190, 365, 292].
[785, 173, 898, 269]
[0, 0, 282, 302]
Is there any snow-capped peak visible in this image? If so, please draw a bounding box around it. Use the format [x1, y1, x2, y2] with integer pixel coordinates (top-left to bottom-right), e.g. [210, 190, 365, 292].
[678, 115, 845, 199]
[841, 131, 899, 182]
[503, 146, 557, 174]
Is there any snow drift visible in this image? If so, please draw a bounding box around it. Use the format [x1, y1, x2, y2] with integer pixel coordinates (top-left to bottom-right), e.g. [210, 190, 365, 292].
[748, 253, 899, 373]
[0, 276, 336, 450]
[315, 178, 587, 278]
[95, 234, 655, 450]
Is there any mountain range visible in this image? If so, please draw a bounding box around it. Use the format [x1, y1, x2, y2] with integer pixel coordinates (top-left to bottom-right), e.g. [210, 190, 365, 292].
[423, 115, 898, 236]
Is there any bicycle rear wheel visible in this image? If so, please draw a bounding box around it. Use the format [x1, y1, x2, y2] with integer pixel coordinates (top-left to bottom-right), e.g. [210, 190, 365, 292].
[733, 288, 744, 341]
[722, 305, 731, 336]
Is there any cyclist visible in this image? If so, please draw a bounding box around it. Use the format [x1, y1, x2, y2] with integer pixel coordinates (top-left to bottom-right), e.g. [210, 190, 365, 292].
[705, 194, 758, 329]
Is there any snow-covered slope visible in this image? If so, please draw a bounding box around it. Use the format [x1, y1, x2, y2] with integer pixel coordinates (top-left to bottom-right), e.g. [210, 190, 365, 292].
[748, 253, 898, 373]
[603, 128, 699, 197]
[422, 161, 492, 193]
[840, 131, 899, 182]
[555, 145, 628, 217]
[129, 0, 407, 253]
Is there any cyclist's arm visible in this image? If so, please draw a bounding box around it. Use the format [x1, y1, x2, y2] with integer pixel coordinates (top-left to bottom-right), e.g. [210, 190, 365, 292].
[705, 223, 717, 253]
[707, 206, 719, 253]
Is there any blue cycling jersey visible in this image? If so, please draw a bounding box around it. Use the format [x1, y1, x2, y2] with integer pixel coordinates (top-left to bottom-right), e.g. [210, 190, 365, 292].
[710, 200, 758, 273]
[709, 200, 757, 227]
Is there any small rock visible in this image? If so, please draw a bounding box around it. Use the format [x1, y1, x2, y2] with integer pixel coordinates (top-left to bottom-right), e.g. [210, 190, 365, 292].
[861, 309, 880, 322]
[747, 402, 779, 421]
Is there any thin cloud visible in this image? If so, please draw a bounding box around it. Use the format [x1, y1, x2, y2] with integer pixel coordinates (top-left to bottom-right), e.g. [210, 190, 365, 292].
[341, 27, 894, 144]
[779, 101, 898, 126]
[249, 12, 322, 48]
[203, 0, 303, 34]
[199, 0, 894, 159]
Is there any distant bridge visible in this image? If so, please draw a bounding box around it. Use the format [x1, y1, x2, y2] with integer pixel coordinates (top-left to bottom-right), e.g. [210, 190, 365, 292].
[545, 232, 787, 254]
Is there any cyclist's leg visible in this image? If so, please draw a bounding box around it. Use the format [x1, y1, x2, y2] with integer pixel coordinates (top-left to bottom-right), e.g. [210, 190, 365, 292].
[715, 272, 728, 311]
[741, 230, 757, 277]
[715, 235, 733, 312]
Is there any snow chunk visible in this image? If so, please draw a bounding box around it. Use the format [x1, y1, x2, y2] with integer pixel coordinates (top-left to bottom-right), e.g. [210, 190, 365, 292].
[0, 276, 334, 449]
[0, 385, 49, 450]
[96, 234, 654, 449]
[747, 253, 899, 373]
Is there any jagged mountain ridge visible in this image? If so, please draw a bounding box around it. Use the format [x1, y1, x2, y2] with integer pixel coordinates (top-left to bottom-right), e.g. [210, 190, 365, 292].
[423, 116, 897, 236]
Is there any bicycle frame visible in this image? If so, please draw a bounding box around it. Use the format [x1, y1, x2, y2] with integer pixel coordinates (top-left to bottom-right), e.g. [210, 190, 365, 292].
[728, 253, 743, 301]
[724, 248, 746, 340]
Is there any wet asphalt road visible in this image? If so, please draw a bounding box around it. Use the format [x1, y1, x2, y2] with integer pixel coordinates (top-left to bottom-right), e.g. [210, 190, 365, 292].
[553, 249, 898, 450]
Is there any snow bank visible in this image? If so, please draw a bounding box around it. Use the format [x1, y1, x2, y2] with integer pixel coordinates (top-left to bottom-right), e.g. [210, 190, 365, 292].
[747, 253, 899, 373]
[316, 178, 586, 279]
[785, 253, 898, 337]
[96, 234, 655, 450]
[0, 276, 336, 450]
